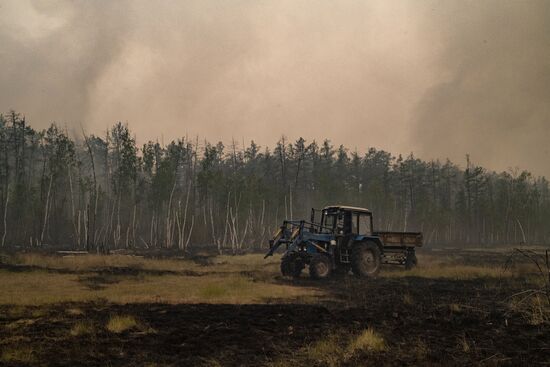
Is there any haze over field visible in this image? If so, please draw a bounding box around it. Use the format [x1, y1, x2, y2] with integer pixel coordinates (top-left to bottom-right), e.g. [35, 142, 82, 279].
[1, 0, 549, 175]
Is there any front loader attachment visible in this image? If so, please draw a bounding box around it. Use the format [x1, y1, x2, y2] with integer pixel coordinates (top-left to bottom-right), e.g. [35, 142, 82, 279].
[264, 222, 301, 258]
[264, 227, 284, 258]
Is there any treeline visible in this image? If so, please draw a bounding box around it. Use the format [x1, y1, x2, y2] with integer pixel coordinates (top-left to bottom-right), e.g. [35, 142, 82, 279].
[1, 111, 549, 252]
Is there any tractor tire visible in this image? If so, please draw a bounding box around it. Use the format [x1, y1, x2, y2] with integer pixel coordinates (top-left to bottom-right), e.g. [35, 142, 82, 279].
[405, 251, 417, 270]
[309, 254, 332, 280]
[351, 241, 381, 278]
[281, 253, 304, 278]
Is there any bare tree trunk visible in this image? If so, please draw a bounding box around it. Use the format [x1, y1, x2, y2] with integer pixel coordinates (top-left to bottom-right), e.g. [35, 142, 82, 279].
[165, 175, 177, 248]
[81, 128, 98, 251]
[68, 165, 80, 249]
[289, 188, 293, 220]
[184, 215, 194, 252]
[84, 204, 89, 251]
[181, 185, 191, 250]
[1, 183, 9, 247]
[132, 204, 137, 248]
[40, 175, 53, 245]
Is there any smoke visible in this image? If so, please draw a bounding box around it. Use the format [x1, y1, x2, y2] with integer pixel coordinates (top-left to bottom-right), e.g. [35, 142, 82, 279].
[1, 1, 549, 176]
[411, 1, 550, 176]
[0, 1, 130, 126]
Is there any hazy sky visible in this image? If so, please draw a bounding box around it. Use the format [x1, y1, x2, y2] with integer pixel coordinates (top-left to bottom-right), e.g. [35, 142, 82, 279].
[1, 0, 549, 176]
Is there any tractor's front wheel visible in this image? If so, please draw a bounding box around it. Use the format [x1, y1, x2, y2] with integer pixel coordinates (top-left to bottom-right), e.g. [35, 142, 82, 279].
[351, 241, 381, 277]
[309, 254, 332, 280]
[281, 253, 304, 278]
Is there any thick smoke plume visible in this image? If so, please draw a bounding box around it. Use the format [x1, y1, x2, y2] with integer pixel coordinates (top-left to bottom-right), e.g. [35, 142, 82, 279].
[412, 1, 550, 176]
[1, 0, 549, 175]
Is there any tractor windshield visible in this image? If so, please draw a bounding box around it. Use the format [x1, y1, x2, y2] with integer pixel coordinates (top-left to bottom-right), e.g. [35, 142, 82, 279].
[321, 212, 338, 233]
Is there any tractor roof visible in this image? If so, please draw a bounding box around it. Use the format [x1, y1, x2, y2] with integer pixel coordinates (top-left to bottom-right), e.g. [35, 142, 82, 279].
[323, 205, 372, 214]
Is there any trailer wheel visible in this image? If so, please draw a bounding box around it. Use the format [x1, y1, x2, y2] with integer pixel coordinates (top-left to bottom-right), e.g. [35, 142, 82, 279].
[281, 253, 304, 278]
[351, 241, 381, 277]
[309, 254, 332, 280]
[405, 251, 417, 270]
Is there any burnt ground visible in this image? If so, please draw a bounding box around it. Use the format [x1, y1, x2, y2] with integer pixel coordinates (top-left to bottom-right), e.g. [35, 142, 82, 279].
[0, 250, 549, 366]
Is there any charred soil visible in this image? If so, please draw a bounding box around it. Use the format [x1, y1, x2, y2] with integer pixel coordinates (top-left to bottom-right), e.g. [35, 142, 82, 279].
[0, 249, 548, 366]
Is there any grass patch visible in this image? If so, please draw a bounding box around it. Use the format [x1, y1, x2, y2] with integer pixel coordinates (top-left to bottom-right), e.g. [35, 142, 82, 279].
[305, 333, 343, 367]
[6, 319, 36, 330]
[106, 315, 138, 333]
[6, 253, 197, 273]
[303, 329, 386, 367]
[1, 346, 36, 363]
[458, 335, 471, 353]
[4, 253, 281, 275]
[347, 328, 386, 354]
[0, 268, 319, 305]
[199, 284, 227, 299]
[449, 303, 462, 313]
[403, 293, 414, 305]
[66, 307, 84, 316]
[70, 321, 95, 336]
[412, 339, 429, 360]
[6, 305, 28, 318]
[509, 294, 550, 326]
[385, 264, 508, 280]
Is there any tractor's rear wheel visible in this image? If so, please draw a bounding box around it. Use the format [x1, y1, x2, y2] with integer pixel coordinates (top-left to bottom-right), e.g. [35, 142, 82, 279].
[405, 250, 417, 270]
[281, 253, 304, 278]
[309, 254, 332, 280]
[351, 241, 381, 277]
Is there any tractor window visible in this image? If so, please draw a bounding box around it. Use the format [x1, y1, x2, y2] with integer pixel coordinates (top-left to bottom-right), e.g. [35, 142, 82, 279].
[351, 213, 359, 234]
[359, 214, 372, 235]
[322, 214, 337, 232]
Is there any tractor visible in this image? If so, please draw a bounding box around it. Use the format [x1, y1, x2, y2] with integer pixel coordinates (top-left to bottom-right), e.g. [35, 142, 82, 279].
[265, 205, 422, 279]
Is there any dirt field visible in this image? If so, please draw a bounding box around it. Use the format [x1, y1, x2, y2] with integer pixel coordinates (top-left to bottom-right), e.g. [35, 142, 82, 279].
[0, 249, 548, 366]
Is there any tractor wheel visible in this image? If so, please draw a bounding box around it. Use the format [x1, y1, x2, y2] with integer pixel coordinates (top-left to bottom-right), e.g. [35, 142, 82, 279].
[351, 241, 381, 277]
[309, 254, 332, 280]
[281, 253, 304, 278]
[405, 251, 417, 270]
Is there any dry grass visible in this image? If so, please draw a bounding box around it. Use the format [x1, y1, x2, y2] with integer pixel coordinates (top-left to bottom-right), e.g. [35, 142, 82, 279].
[66, 307, 84, 316]
[383, 252, 540, 280]
[1, 346, 36, 363]
[7, 253, 196, 272]
[305, 333, 343, 367]
[0, 251, 539, 307]
[412, 339, 430, 360]
[347, 328, 387, 354]
[403, 293, 414, 305]
[6, 253, 281, 274]
[458, 335, 471, 353]
[509, 294, 550, 326]
[449, 303, 462, 313]
[106, 315, 138, 333]
[70, 321, 96, 336]
[302, 328, 386, 367]
[0, 254, 319, 306]
[6, 318, 37, 330]
[385, 263, 508, 280]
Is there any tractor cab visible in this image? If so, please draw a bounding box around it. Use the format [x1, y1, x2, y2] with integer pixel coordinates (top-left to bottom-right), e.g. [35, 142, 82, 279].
[312, 206, 373, 237]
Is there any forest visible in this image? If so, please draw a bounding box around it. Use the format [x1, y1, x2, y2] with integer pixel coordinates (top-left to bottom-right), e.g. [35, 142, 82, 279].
[1, 110, 549, 252]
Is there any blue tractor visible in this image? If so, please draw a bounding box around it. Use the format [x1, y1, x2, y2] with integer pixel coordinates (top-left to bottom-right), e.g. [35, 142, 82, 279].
[265, 205, 422, 279]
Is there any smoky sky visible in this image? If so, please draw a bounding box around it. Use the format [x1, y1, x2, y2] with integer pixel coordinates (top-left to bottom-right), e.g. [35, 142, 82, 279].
[1, 0, 549, 176]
